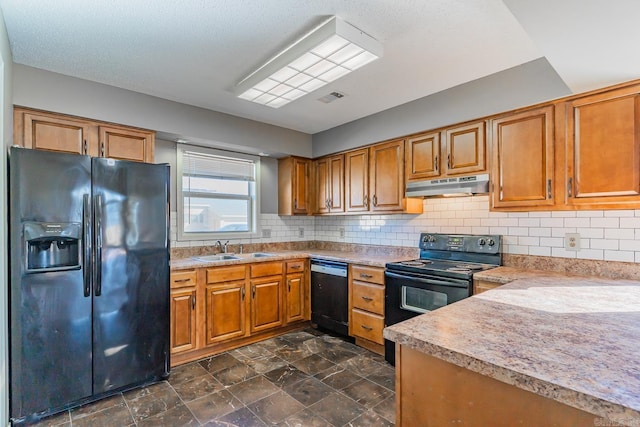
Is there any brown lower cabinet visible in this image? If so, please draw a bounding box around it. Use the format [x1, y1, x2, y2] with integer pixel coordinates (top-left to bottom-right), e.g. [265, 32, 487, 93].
[170, 259, 309, 366]
[396, 346, 597, 426]
[348, 264, 386, 354]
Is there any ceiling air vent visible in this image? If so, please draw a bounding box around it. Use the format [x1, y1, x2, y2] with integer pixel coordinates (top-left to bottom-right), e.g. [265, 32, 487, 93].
[318, 91, 346, 104]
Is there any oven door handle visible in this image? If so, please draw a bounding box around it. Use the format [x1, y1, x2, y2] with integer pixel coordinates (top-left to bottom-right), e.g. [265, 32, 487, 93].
[385, 271, 468, 288]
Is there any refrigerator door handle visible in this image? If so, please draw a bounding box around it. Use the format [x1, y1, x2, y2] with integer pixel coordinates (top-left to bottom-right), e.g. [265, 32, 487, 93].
[83, 194, 92, 297]
[93, 194, 103, 297]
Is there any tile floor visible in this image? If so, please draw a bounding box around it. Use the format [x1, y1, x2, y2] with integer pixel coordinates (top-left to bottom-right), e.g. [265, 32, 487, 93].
[32, 328, 396, 426]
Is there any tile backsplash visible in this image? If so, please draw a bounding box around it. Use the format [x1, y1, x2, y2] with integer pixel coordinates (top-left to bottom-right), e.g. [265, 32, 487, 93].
[172, 195, 640, 263]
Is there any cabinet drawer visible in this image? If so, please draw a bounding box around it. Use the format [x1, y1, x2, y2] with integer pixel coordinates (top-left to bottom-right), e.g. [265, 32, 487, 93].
[352, 281, 384, 315]
[351, 265, 384, 285]
[170, 270, 197, 288]
[286, 260, 305, 274]
[206, 265, 246, 284]
[351, 308, 384, 344]
[251, 261, 283, 278]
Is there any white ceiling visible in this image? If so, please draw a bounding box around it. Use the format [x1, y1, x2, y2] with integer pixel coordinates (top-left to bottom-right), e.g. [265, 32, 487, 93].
[1, 0, 640, 135]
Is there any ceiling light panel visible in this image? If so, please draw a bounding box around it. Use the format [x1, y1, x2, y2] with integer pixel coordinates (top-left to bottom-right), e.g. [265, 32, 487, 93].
[235, 16, 382, 108]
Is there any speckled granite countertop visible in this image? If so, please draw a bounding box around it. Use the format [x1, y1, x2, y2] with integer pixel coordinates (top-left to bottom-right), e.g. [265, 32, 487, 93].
[171, 249, 413, 271]
[384, 276, 640, 425]
[473, 266, 582, 284]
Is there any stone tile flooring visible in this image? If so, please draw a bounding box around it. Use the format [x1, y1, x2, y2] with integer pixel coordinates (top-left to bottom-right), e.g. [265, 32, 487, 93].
[32, 328, 395, 426]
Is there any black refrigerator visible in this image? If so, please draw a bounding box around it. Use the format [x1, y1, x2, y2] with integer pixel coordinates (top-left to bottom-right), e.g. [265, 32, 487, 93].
[8, 147, 170, 424]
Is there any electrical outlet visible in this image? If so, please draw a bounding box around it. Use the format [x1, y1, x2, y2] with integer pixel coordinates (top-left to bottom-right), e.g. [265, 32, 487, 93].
[298, 227, 304, 237]
[262, 228, 271, 238]
[339, 227, 345, 238]
[565, 233, 580, 251]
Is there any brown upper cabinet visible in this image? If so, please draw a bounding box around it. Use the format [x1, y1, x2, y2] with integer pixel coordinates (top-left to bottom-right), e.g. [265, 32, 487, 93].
[444, 121, 486, 175]
[345, 148, 370, 212]
[314, 154, 344, 214]
[345, 140, 422, 214]
[14, 107, 155, 162]
[565, 84, 640, 208]
[405, 131, 441, 180]
[368, 139, 408, 212]
[490, 105, 555, 209]
[278, 156, 310, 215]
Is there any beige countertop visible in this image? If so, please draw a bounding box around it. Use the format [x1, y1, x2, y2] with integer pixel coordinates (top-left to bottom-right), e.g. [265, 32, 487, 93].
[473, 266, 583, 284]
[171, 249, 414, 271]
[384, 275, 640, 426]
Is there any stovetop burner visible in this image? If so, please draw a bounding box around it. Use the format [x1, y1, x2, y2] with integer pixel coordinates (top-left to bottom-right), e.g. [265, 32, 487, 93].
[400, 260, 433, 267]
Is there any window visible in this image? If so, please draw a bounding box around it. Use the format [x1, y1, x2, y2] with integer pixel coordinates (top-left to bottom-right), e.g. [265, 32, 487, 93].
[177, 145, 259, 240]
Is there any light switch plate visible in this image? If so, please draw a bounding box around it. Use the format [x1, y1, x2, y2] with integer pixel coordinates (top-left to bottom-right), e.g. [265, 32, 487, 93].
[565, 233, 580, 251]
[339, 227, 345, 238]
[262, 228, 271, 238]
[298, 227, 304, 237]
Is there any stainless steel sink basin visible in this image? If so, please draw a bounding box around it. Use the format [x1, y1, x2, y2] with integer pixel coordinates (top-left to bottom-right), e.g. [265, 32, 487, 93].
[248, 252, 274, 258]
[192, 254, 240, 262]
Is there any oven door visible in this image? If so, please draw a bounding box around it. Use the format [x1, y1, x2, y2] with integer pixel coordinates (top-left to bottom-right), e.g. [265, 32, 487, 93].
[384, 270, 471, 365]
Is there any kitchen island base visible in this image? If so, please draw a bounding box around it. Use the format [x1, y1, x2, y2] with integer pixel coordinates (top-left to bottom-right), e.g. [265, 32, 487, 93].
[396, 345, 598, 426]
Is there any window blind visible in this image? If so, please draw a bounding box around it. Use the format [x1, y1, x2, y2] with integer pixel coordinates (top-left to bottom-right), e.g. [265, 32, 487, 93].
[181, 150, 255, 181]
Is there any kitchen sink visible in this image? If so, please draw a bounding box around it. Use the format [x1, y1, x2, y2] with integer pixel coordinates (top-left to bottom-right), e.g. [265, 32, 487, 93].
[192, 254, 240, 262]
[248, 252, 275, 258]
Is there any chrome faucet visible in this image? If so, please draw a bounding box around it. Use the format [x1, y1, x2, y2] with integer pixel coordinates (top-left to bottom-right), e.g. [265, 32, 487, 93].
[216, 240, 230, 253]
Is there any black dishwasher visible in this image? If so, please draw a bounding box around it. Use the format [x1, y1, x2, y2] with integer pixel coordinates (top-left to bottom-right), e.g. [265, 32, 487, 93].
[310, 259, 349, 336]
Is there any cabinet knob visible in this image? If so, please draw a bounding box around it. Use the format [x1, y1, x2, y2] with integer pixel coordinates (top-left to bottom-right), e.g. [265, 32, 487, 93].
[191, 294, 196, 310]
[372, 195, 377, 207]
[361, 325, 373, 331]
[361, 296, 373, 301]
[434, 155, 438, 171]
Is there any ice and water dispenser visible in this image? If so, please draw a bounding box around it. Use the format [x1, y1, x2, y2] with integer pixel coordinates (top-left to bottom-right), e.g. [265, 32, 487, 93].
[24, 222, 82, 272]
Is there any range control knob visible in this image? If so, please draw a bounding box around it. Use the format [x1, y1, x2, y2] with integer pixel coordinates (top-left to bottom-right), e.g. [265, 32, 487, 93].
[487, 239, 496, 247]
[478, 238, 486, 246]
[428, 235, 437, 243]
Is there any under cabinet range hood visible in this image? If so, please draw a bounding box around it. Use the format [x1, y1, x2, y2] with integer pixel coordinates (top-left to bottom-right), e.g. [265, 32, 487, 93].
[406, 174, 490, 198]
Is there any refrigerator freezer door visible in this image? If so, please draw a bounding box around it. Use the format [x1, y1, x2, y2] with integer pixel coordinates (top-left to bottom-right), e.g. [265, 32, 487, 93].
[91, 158, 170, 393]
[9, 148, 93, 419]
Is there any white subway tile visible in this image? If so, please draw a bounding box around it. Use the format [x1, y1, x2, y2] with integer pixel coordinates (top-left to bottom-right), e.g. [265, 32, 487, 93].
[604, 250, 634, 262]
[540, 218, 565, 227]
[563, 217, 591, 228]
[518, 236, 540, 246]
[529, 246, 551, 256]
[540, 237, 563, 247]
[590, 217, 619, 228]
[508, 212, 529, 218]
[471, 226, 490, 234]
[529, 227, 552, 237]
[508, 227, 529, 236]
[576, 211, 603, 218]
[551, 227, 576, 238]
[590, 239, 619, 250]
[619, 240, 640, 251]
[518, 218, 540, 227]
[576, 249, 604, 260]
[551, 211, 577, 218]
[506, 244, 529, 254]
[620, 217, 640, 228]
[551, 247, 577, 258]
[577, 227, 604, 239]
[503, 236, 519, 245]
[480, 218, 501, 227]
[605, 210, 635, 217]
[604, 228, 635, 240]
[489, 226, 509, 235]
[463, 219, 481, 227]
[499, 218, 519, 227]
[527, 211, 552, 218]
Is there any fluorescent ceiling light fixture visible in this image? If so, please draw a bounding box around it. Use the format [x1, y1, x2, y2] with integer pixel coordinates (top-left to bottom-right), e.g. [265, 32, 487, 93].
[235, 16, 382, 108]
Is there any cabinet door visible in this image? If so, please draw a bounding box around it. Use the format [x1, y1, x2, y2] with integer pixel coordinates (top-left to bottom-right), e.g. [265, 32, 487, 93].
[22, 111, 98, 156]
[369, 139, 405, 211]
[566, 86, 640, 207]
[285, 273, 304, 323]
[314, 157, 330, 214]
[491, 106, 555, 209]
[99, 125, 154, 162]
[250, 276, 283, 333]
[345, 148, 370, 212]
[444, 121, 486, 175]
[292, 158, 309, 214]
[170, 286, 197, 354]
[406, 132, 441, 180]
[205, 281, 247, 344]
[328, 155, 345, 213]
